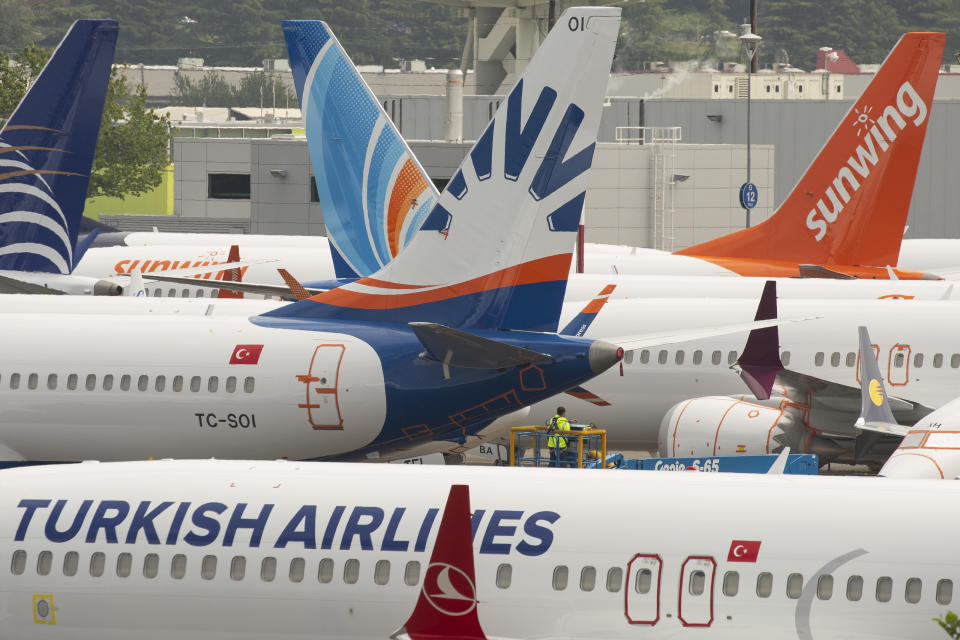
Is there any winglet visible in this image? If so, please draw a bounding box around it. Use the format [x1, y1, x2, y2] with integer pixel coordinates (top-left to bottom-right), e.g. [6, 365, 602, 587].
[766, 447, 791, 474]
[277, 268, 311, 301]
[733, 280, 783, 400]
[392, 484, 487, 640]
[560, 284, 616, 336]
[216, 245, 243, 299]
[124, 268, 146, 297]
[854, 325, 906, 456]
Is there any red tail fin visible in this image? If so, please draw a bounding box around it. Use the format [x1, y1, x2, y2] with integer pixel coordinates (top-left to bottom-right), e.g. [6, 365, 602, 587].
[678, 32, 944, 268]
[394, 484, 487, 640]
[216, 244, 243, 299]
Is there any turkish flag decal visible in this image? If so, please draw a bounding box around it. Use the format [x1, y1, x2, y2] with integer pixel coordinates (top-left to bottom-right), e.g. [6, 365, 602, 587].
[229, 344, 264, 365]
[727, 540, 761, 563]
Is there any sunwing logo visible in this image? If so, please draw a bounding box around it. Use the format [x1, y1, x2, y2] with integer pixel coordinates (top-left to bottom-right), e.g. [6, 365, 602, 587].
[805, 81, 927, 242]
[0, 131, 78, 274]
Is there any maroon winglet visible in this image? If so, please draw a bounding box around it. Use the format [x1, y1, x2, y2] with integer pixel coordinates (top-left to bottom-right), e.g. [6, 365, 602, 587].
[736, 280, 783, 400]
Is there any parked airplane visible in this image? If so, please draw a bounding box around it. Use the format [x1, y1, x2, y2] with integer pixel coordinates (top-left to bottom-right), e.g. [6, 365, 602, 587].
[2, 459, 958, 639]
[0, 19, 122, 295]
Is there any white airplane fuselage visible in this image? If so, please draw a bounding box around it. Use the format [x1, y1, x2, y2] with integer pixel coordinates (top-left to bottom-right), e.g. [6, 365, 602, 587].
[0, 460, 955, 639]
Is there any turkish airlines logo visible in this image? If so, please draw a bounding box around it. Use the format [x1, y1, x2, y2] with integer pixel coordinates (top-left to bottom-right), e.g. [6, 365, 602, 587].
[422, 562, 477, 616]
[805, 81, 927, 242]
[727, 540, 761, 563]
[229, 344, 264, 365]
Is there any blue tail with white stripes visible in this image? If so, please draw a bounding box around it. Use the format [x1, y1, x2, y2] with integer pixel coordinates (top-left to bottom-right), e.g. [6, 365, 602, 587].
[0, 19, 117, 274]
[282, 19, 439, 279]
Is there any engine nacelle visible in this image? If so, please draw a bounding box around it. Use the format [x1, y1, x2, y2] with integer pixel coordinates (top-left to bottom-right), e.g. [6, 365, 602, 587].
[93, 279, 123, 296]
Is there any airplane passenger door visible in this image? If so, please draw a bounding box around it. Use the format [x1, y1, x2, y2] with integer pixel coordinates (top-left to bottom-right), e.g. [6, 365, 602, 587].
[887, 344, 910, 387]
[625, 554, 662, 625]
[677, 556, 716, 627]
[297, 344, 346, 430]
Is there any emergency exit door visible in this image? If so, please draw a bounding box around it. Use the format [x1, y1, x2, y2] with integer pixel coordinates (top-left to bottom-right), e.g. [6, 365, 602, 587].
[625, 554, 661, 625]
[678, 556, 716, 627]
[298, 344, 346, 429]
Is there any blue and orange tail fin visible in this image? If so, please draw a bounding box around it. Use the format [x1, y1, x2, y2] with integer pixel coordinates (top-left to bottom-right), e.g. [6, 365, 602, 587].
[266, 8, 621, 332]
[560, 284, 616, 336]
[677, 32, 944, 270]
[282, 20, 439, 279]
[0, 19, 117, 274]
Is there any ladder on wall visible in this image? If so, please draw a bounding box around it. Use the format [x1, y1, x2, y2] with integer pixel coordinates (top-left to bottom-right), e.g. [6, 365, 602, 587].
[615, 126, 682, 250]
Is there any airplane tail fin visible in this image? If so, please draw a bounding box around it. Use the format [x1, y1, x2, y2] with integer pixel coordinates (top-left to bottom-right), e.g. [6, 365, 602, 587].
[560, 284, 616, 336]
[282, 20, 439, 279]
[268, 8, 621, 332]
[678, 32, 944, 268]
[393, 484, 487, 640]
[0, 19, 118, 275]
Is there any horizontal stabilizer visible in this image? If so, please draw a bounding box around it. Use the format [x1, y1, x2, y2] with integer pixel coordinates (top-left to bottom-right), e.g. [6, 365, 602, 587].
[609, 315, 817, 354]
[409, 322, 552, 371]
[0, 273, 66, 295]
[854, 418, 910, 437]
[141, 274, 325, 300]
[798, 265, 857, 279]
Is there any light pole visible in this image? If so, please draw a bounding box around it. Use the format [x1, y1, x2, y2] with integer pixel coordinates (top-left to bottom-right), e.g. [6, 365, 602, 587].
[739, 23, 761, 228]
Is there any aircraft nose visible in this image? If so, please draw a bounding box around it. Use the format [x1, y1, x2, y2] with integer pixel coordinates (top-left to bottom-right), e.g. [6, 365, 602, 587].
[588, 340, 623, 374]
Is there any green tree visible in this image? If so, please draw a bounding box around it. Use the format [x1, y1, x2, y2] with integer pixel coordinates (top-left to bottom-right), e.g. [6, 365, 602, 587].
[936, 611, 960, 638]
[89, 68, 172, 198]
[233, 70, 297, 110]
[0, 0, 40, 53]
[0, 45, 50, 119]
[169, 71, 235, 108]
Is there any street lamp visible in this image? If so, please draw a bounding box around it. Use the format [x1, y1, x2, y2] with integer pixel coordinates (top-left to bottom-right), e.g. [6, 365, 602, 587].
[739, 23, 761, 228]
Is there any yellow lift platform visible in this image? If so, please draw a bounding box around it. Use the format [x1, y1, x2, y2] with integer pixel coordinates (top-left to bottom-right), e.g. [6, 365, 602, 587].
[508, 424, 608, 468]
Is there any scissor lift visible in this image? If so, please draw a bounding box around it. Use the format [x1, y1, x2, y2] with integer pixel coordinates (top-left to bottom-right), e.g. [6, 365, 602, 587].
[508, 425, 610, 468]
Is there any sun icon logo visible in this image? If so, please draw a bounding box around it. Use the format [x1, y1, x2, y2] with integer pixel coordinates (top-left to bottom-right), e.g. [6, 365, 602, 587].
[851, 105, 876, 137]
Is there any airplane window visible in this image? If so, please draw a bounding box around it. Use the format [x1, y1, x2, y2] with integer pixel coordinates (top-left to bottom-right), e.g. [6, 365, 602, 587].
[46, 374, 57, 390]
[689, 570, 705, 596]
[723, 571, 739, 596]
[786, 573, 803, 599]
[208, 376, 219, 393]
[190, 376, 201, 392]
[171, 554, 187, 579]
[225, 376, 237, 393]
[496, 563, 513, 589]
[291, 557, 306, 583]
[173, 375, 184, 392]
[230, 556, 246, 581]
[623, 350, 633, 365]
[782, 351, 791, 366]
[343, 559, 359, 584]
[181, 289, 190, 298]
[404, 561, 420, 586]
[712, 351, 722, 365]
[37, 550, 52, 576]
[934, 354, 944, 368]
[952, 354, 960, 368]
[117, 552, 132, 578]
[876, 576, 893, 602]
[675, 351, 684, 365]
[89, 552, 105, 577]
[846, 352, 856, 367]
[201, 555, 217, 580]
[693, 350, 703, 365]
[9, 373, 19, 390]
[727, 351, 738, 365]
[143, 553, 159, 579]
[65, 373, 77, 390]
[262, 556, 278, 582]
[905, 578, 922, 604]
[756, 572, 773, 598]
[318, 558, 334, 583]
[914, 353, 924, 368]
[606, 567, 623, 592]
[168, 288, 176, 297]
[817, 575, 833, 600]
[138, 375, 149, 392]
[155, 375, 166, 392]
[847, 575, 863, 600]
[580, 566, 597, 591]
[374, 560, 390, 585]
[120, 374, 131, 391]
[153, 289, 161, 297]
[196, 289, 205, 298]
[244, 377, 255, 393]
[86, 374, 97, 391]
[814, 352, 824, 366]
[658, 350, 668, 365]
[553, 565, 569, 590]
[635, 568, 652, 594]
[103, 374, 114, 391]
[937, 579, 953, 605]
[894, 353, 904, 368]
[27, 373, 38, 390]
[63, 551, 78, 577]
[11, 550, 26, 575]
[830, 352, 840, 367]
[640, 350, 650, 364]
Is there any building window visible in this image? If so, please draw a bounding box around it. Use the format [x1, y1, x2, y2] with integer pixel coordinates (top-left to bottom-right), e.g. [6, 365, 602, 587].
[343, 559, 360, 584]
[553, 565, 569, 591]
[404, 561, 420, 586]
[497, 563, 512, 589]
[723, 571, 739, 596]
[208, 173, 251, 200]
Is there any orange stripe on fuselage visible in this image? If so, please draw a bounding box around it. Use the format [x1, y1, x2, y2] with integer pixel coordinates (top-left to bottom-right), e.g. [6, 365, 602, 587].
[359, 278, 426, 290]
[310, 253, 573, 310]
[693, 256, 937, 280]
[386, 160, 429, 258]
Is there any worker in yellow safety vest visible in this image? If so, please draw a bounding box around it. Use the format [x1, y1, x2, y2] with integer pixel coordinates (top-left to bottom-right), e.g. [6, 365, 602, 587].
[547, 406, 571, 467]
